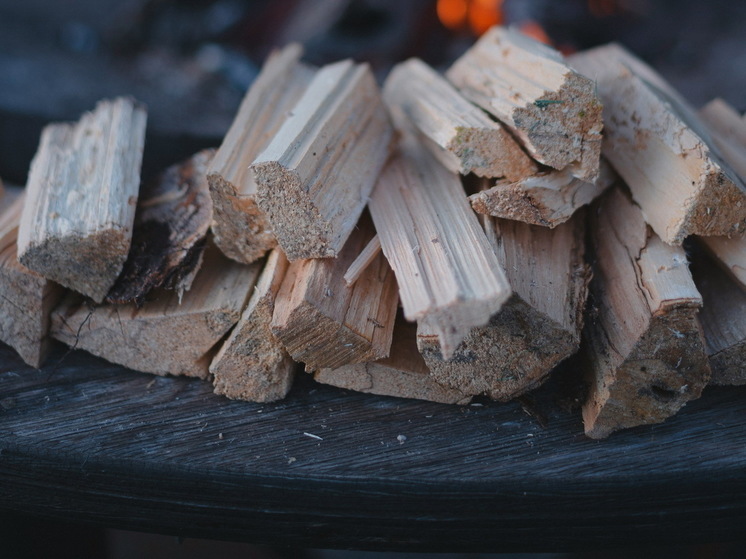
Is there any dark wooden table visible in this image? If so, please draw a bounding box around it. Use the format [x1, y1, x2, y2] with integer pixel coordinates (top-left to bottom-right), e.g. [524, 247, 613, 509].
[1, 342, 745, 553]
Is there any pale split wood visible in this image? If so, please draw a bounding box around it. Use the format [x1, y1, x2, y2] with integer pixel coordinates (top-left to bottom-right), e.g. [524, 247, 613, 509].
[446, 26, 603, 181]
[0, 186, 64, 368]
[251, 59, 394, 261]
[343, 234, 380, 286]
[271, 215, 398, 371]
[569, 44, 746, 245]
[383, 57, 536, 181]
[469, 158, 616, 227]
[582, 187, 710, 439]
[698, 235, 746, 291]
[207, 44, 315, 264]
[315, 317, 472, 405]
[210, 248, 297, 402]
[698, 98, 746, 186]
[50, 244, 258, 379]
[417, 213, 589, 401]
[17, 97, 146, 302]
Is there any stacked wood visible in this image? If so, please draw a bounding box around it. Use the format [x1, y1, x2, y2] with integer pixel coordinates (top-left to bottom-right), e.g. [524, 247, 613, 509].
[0, 186, 64, 368]
[417, 213, 590, 401]
[50, 245, 258, 379]
[250, 59, 394, 261]
[469, 159, 616, 227]
[210, 249, 296, 402]
[582, 187, 710, 439]
[315, 317, 472, 405]
[383, 58, 536, 181]
[569, 44, 746, 245]
[207, 44, 315, 264]
[446, 26, 603, 181]
[271, 215, 398, 371]
[18, 97, 146, 302]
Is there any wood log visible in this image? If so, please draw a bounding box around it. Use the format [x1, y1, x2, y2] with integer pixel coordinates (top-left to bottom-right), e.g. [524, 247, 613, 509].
[582, 187, 710, 439]
[0, 186, 64, 367]
[271, 215, 398, 371]
[18, 97, 146, 302]
[251, 59, 394, 261]
[469, 159, 616, 227]
[210, 248, 297, 402]
[315, 316, 472, 405]
[417, 213, 589, 401]
[368, 131, 511, 359]
[698, 234, 746, 291]
[343, 234, 381, 286]
[50, 244, 258, 379]
[106, 149, 215, 306]
[446, 26, 603, 181]
[569, 44, 746, 245]
[207, 44, 315, 264]
[383, 58, 536, 181]
[700, 98, 746, 150]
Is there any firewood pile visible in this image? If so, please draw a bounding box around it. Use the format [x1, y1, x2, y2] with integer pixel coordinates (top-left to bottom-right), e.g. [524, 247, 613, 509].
[2, 26, 746, 438]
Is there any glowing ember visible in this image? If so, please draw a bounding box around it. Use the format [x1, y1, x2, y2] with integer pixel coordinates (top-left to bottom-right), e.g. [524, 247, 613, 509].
[436, 0, 503, 35]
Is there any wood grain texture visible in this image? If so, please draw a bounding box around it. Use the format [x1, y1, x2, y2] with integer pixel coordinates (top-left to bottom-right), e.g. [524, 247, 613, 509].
[569, 44, 746, 245]
[446, 26, 603, 181]
[583, 187, 711, 439]
[698, 234, 746, 290]
[343, 234, 381, 286]
[207, 44, 315, 264]
[383, 58, 536, 180]
[251, 59, 394, 261]
[17, 98, 146, 302]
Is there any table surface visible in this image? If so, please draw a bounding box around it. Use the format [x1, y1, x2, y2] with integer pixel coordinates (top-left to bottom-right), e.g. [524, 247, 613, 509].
[1, 342, 745, 552]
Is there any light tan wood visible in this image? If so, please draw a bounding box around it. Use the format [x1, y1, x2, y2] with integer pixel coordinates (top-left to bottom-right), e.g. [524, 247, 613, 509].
[368, 131, 511, 359]
[50, 245, 258, 379]
[315, 317, 471, 405]
[210, 248, 296, 402]
[207, 44, 315, 264]
[569, 44, 746, 245]
[469, 159, 615, 227]
[18, 97, 146, 302]
[251, 59, 394, 261]
[343, 234, 380, 286]
[698, 235, 746, 290]
[0, 186, 64, 368]
[446, 26, 603, 181]
[417, 213, 589, 401]
[700, 98, 746, 149]
[582, 187, 710, 439]
[383, 58, 536, 181]
[271, 215, 398, 371]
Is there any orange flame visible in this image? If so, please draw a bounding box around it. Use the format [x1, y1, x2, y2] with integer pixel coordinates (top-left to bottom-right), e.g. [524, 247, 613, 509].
[437, 0, 504, 35]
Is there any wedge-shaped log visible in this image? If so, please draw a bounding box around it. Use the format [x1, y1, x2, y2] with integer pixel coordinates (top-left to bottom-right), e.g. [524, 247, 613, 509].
[446, 26, 602, 181]
[469, 159, 615, 227]
[208, 44, 315, 263]
[383, 58, 536, 181]
[271, 215, 398, 371]
[0, 187, 64, 367]
[417, 214, 589, 401]
[698, 234, 746, 290]
[582, 188, 710, 439]
[18, 97, 146, 302]
[210, 249, 296, 402]
[368, 133, 511, 359]
[569, 44, 746, 245]
[315, 317, 471, 405]
[50, 245, 258, 379]
[251, 59, 394, 261]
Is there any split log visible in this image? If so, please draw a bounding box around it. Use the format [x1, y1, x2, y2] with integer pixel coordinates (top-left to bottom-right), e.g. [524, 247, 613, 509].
[0, 186, 64, 367]
[700, 98, 746, 151]
[271, 215, 398, 371]
[698, 235, 746, 291]
[315, 317, 471, 405]
[368, 132, 511, 359]
[207, 44, 315, 264]
[446, 26, 603, 181]
[469, 159, 616, 227]
[251, 59, 394, 261]
[343, 234, 381, 286]
[50, 245, 258, 379]
[569, 44, 746, 245]
[383, 58, 536, 181]
[582, 187, 710, 439]
[210, 248, 296, 402]
[417, 213, 589, 401]
[18, 97, 146, 302]
[106, 148, 215, 306]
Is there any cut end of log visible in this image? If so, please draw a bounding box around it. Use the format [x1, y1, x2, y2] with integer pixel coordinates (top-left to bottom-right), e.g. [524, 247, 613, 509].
[447, 125, 538, 180]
